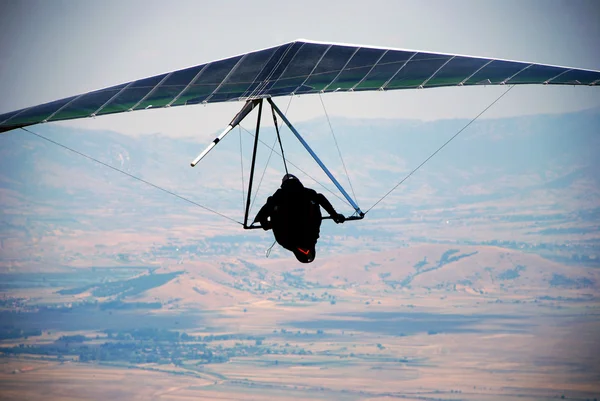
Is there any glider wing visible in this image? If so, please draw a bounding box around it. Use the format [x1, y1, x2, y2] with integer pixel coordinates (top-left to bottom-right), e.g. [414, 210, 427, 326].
[1, 39, 598, 133]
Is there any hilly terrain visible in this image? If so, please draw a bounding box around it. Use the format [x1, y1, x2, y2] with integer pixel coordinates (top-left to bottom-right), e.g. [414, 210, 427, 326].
[0, 109, 599, 400]
[1, 108, 598, 267]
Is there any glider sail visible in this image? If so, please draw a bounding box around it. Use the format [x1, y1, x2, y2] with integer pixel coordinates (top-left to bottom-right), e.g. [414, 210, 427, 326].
[1, 39, 598, 133]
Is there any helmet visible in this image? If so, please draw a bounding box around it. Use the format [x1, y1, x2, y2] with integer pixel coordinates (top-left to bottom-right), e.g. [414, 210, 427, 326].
[281, 174, 298, 184]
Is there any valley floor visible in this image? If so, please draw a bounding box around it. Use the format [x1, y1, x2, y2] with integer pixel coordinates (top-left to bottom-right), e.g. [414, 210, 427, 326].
[1, 296, 599, 401]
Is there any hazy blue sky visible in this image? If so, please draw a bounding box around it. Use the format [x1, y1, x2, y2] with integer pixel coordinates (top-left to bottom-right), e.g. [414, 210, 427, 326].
[0, 0, 599, 137]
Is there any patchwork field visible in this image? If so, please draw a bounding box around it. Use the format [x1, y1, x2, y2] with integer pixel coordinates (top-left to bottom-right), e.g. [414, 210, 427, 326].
[1, 304, 598, 400]
[1, 243, 599, 400]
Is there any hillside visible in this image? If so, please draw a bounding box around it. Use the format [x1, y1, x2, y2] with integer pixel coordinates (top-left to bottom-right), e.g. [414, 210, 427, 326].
[35, 244, 594, 312]
[1, 110, 599, 400]
[1, 109, 599, 272]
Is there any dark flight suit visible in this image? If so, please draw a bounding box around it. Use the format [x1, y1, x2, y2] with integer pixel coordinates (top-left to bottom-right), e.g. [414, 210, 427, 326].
[255, 176, 344, 263]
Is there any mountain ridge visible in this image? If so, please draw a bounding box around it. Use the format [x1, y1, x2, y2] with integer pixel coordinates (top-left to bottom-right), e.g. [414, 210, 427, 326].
[0, 108, 598, 271]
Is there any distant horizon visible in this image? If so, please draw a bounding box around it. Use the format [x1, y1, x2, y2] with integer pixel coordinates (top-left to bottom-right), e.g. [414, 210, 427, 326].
[17, 102, 592, 140]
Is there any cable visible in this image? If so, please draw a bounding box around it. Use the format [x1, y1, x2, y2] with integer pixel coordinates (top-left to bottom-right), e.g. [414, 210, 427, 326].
[245, 96, 293, 212]
[265, 240, 277, 258]
[238, 125, 246, 211]
[366, 85, 515, 213]
[20, 127, 243, 226]
[271, 107, 289, 175]
[319, 93, 358, 204]
[238, 124, 351, 208]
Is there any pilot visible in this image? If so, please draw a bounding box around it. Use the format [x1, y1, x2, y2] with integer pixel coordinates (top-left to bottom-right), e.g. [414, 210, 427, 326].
[254, 174, 345, 263]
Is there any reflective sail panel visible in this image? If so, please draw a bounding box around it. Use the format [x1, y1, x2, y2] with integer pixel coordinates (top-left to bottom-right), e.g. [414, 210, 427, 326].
[1, 39, 598, 133]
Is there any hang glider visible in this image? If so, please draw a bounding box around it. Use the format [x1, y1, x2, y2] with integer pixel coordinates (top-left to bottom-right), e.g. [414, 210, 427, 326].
[3, 39, 599, 233]
[1, 39, 598, 134]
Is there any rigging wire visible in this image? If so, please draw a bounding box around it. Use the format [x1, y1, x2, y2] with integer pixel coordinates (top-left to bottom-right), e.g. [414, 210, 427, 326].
[20, 126, 243, 226]
[271, 108, 289, 175]
[318, 93, 358, 204]
[365, 85, 515, 214]
[265, 240, 277, 258]
[246, 96, 293, 212]
[238, 125, 245, 211]
[250, 135, 278, 212]
[237, 124, 352, 208]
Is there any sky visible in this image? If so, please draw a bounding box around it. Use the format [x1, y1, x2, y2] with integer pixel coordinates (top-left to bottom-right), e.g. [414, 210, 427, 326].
[0, 0, 599, 138]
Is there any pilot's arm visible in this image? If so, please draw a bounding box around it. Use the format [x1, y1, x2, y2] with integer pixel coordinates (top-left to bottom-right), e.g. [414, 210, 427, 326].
[254, 196, 275, 230]
[316, 193, 345, 224]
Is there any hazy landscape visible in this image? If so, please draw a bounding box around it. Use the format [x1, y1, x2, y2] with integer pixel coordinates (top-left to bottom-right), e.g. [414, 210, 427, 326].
[0, 108, 599, 400]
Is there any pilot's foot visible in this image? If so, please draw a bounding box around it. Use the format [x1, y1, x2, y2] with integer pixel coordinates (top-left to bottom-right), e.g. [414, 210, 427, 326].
[294, 247, 315, 263]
